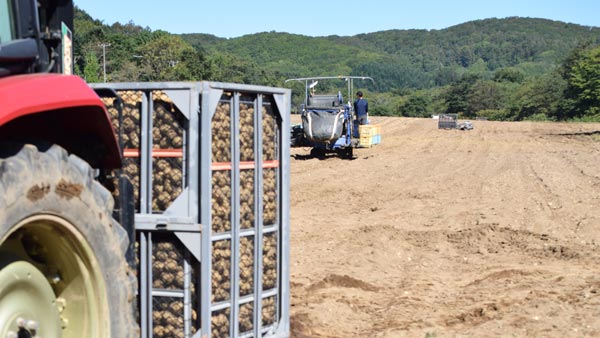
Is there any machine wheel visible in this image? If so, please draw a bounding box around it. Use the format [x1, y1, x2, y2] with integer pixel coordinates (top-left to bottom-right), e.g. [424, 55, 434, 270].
[309, 147, 326, 159]
[0, 144, 138, 338]
[341, 147, 354, 159]
[290, 125, 305, 147]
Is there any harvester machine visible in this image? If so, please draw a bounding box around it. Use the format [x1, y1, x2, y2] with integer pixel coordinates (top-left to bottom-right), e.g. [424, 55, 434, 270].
[286, 76, 374, 159]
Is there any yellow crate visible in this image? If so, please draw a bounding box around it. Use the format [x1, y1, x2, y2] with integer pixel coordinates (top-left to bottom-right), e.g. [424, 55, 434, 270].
[359, 135, 373, 147]
[358, 124, 380, 147]
[359, 125, 378, 138]
[373, 124, 381, 136]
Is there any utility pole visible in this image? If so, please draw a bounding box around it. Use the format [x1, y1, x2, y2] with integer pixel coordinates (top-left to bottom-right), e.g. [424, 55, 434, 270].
[99, 43, 111, 82]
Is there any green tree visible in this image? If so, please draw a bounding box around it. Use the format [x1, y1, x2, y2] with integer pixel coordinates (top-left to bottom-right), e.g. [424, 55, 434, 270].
[513, 73, 566, 120]
[137, 32, 193, 81]
[399, 93, 431, 117]
[563, 45, 600, 118]
[444, 74, 480, 116]
[178, 49, 212, 81]
[368, 91, 404, 116]
[467, 80, 504, 115]
[83, 51, 101, 83]
[493, 67, 525, 83]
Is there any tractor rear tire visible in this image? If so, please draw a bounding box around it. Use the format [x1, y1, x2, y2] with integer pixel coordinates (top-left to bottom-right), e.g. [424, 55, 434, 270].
[0, 144, 138, 338]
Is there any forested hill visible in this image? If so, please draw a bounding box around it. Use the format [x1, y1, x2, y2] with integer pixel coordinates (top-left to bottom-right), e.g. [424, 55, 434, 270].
[74, 8, 600, 121]
[182, 17, 600, 91]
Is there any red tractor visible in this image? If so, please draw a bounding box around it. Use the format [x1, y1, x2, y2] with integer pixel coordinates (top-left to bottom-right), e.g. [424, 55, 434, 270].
[0, 1, 137, 337]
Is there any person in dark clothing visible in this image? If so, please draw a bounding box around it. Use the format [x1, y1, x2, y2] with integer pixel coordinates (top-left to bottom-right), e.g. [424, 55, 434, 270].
[354, 91, 369, 125]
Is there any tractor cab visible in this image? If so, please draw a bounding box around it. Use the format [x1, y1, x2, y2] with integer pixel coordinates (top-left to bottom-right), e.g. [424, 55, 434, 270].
[0, 0, 73, 77]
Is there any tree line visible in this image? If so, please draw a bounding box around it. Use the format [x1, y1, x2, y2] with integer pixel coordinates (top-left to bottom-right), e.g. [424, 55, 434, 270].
[390, 43, 600, 121]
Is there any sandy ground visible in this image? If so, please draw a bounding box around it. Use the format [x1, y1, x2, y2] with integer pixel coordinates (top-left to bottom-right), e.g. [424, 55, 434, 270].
[288, 117, 600, 338]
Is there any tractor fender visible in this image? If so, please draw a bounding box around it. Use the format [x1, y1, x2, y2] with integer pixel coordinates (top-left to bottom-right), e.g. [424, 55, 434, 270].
[0, 73, 121, 168]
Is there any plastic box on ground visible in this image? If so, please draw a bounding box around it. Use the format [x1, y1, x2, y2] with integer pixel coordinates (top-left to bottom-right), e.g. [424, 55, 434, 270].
[359, 124, 381, 147]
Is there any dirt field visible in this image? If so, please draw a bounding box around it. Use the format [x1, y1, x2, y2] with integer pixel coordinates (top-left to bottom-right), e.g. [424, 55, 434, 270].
[288, 117, 600, 338]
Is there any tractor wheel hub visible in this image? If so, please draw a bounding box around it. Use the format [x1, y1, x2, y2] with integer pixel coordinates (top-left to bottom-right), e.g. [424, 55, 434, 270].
[0, 260, 62, 338]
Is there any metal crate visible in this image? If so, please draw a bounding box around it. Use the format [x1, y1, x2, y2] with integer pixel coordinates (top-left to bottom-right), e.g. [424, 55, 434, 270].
[92, 81, 291, 338]
[438, 113, 458, 129]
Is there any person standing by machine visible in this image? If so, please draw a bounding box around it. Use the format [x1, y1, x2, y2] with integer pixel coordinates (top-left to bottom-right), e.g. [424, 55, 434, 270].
[354, 91, 369, 125]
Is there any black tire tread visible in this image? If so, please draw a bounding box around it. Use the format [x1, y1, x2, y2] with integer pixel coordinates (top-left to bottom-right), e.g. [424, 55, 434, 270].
[0, 144, 138, 338]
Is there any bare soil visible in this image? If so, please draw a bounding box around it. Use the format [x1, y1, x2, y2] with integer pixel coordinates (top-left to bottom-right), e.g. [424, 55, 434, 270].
[288, 117, 600, 338]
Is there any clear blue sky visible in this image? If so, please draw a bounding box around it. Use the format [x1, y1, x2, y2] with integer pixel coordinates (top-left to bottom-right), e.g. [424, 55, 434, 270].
[74, 0, 599, 38]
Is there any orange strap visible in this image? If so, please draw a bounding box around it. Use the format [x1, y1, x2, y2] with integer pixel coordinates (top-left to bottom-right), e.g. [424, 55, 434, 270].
[123, 149, 278, 170]
[124, 148, 184, 158]
[212, 160, 279, 171]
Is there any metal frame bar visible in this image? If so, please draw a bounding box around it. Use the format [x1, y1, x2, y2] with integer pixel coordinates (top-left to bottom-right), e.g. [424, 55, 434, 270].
[200, 82, 217, 338]
[231, 91, 241, 338]
[285, 75, 374, 107]
[275, 90, 291, 337]
[254, 94, 265, 337]
[184, 252, 192, 338]
[139, 232, 150, 338]
[140, 92, 151, 214]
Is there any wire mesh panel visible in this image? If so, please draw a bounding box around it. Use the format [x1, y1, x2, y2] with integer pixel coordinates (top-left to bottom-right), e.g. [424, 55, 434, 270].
[212, 308, 231, 338]
[262, 101, 279, 227]
[151, 91, 186, 212]
[212, 239, 232, 303]
[239, 301, 254, 334]
[152, 157, 184, 211]
[239, 235, 255, 297]
[152, 297, 184, 337]
[212, 95, 234, 234]
[138, 232, 200, 338]
[262, 232, 278, 292]
[262, 296, 277, 327]
[212, 170, 232, 233]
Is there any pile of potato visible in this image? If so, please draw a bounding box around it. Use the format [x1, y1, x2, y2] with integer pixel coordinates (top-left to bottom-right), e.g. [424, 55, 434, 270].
[211, 100, 233, 235]
[152, 299, 196, 338]
[152, 240, 185, 290]
[101, 90, 184, 212]
[211, 308, 230, 338]
[211, 171, 232, 233]
[151, 238, 198, 337]
[261, 105, 277, 161]
[262, 233, 278, 291]
[239, 236, 254, 297]
[210, 299, 276, 337]
[262, 168, 277, 226]
[262, 106, 278, 226]
[262, 296, 276, 326]
[212, 239, 231, 303]
[211, 100, 232, 164]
